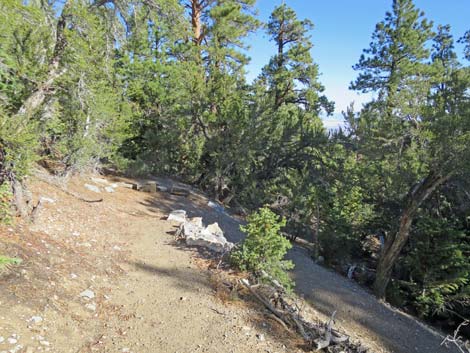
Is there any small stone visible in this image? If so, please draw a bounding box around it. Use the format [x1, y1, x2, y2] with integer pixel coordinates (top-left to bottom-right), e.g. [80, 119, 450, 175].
[9, 345, 23, 353]
[113, 245, 121, 251]
[84, 184, 101, 193]
[104, 186, 115, 193]
[0, 337, 3, 343]
[85, 303, 96, 311]
[207, 201, 225, 213]
[7, 337, 17, 344]
[70, 273, 78, 279]
[167, 210, 187, 223]
[256, 333, 265, 341]
[39, 197, 55, 204]
[122, 348, 130, 353]
[29, 316, 43, 324]
[91, 177, 109, 185]
[157, 185, 168, 192]
[179, 296, 187, 301]
[39, 340, 50, 346]
[119, 182, 134, 189]
[80, 289, 95, 299]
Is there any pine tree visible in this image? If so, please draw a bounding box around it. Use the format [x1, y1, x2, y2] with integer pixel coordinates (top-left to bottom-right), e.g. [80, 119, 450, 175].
[351, 0, 470, 299]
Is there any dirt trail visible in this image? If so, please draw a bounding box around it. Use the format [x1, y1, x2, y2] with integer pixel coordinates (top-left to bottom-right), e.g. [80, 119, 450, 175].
[0, 173, 459, 353]
[0, 174, 301, 353]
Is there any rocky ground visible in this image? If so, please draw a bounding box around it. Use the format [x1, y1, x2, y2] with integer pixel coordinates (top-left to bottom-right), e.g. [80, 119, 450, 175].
[0, 171, 459, 353]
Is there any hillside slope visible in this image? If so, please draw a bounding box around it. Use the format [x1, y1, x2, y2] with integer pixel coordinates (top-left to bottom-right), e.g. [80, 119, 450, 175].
[0, 173, 458, 353]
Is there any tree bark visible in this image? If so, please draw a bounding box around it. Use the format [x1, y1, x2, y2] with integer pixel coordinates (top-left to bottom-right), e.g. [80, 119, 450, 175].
[373, 171, 451, 299]
[190, 0, 203, 46]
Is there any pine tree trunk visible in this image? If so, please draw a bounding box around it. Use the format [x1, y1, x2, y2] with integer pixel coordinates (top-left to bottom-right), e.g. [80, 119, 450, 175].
[191, 0, 203, 45]
[373, 171, 451, 299]
[373, 209, 413, 298]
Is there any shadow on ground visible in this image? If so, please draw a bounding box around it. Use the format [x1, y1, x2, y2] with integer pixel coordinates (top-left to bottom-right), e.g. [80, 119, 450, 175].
[133, 188, 456, 353]
[127, 259, 212, 294]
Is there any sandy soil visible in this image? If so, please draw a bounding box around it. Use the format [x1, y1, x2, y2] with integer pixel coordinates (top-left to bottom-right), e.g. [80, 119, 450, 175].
[0, 172, 459, 353]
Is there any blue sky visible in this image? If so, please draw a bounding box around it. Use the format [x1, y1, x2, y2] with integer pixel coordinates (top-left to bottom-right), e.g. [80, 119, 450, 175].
[243, 0, 470, 128]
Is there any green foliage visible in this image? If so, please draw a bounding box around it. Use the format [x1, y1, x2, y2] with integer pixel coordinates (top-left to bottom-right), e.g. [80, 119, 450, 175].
[0, 182, 13, 224]
[0, 255, 22, 269]
[0, 0, 469, 331]
[231, 207, 294, 290]
[397, 211, 470, 319]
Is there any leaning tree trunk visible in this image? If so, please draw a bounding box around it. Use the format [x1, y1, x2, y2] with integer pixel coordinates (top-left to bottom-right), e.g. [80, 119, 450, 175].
[6, 1, 71, 218]
[373, 171, 451, 299]
[15, 0, 70, 120]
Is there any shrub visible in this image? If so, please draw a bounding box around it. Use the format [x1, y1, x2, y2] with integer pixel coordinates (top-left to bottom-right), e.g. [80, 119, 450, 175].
[231, 207, 294, 290]
[0, 255, 22, 269]
[0, 182, 13, 224]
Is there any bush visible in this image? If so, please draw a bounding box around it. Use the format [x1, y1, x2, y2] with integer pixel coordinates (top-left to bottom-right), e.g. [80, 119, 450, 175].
[0, 255, 22, 269]
[231, 207, 294, 290]
[0, 182, 13, 224]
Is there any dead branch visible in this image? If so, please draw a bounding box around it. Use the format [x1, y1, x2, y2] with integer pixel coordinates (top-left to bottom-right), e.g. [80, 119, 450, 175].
[239, 277, 360, 352]
[315, 311, 336, 350]
[441, 321, 470, 353]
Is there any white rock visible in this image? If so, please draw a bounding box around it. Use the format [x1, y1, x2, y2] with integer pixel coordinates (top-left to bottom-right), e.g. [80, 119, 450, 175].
[178, 221, 200, 239]
[157, 185, 168, 192]
[0, 336, 3, 343]
[207, 201, 225, 214]
[122, 348, 130, 353]
[70, 273, 78, 279]
[80, 289, 95, 299]
[7, 337, 17, 344]
[189, 217, 203, 228]
[9, 344, 23, 353]
[85, 303, 96, 311]
[186, 231, 233, 253]
[84, 184, 101, 193]
[39, 340, 50, 346]
[39, 196, 55, 204]
[104, 186, 115, 193]
[29, 316, 43, 324]
[91, 177, 109, 185]
[203, 223, 224, 238]
[167, 210, 187, 223]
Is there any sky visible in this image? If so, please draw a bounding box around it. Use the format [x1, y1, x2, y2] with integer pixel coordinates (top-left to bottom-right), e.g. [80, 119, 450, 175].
[243, 0, 470, 129]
